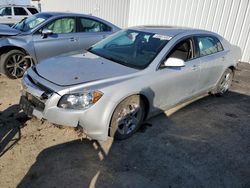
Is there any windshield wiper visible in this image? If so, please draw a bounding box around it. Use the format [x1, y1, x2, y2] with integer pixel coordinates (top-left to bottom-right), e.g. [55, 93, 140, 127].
[87, 49, 141, 69]
[106, 56, 127, 65]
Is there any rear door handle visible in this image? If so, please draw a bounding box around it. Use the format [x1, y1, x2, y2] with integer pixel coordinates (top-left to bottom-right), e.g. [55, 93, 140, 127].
[192, 64, 199, 70]
[221, 56, 225, 61]
[7, 17, 12, 19]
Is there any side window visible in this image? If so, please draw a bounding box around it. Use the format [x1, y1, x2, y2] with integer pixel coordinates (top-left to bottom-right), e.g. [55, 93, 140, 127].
[27, 8, 39, 14]
[46, 18, 76, 34]
[14, 7, 28, 16]
[78, 18, 111, 32]
[0, 7, 12, 16]
[197, 36, 223, 57]
[167, 38, 194, 62]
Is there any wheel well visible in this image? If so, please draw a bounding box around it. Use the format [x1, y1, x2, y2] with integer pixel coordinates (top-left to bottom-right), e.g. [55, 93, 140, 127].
[139, 94, 150, 120]
[228, 66, 236, 76]
[108, 94, 150, 136]
[0, 46, 35, 67]
[229, 66, 235, 72]
[0, 46, 28, 56]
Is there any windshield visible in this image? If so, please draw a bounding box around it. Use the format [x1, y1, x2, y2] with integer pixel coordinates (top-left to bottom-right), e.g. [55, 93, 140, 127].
[88, 29, 170, 69]
[12, 14, 52, 32]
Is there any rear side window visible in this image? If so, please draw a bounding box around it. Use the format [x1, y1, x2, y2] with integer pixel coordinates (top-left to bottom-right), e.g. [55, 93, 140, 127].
[27, 8, 38, 14]
[78, 17, 111, 32]
[0, 7, 12, 16]
[197, 36, 223, 57]
[14, 7, 28, 16]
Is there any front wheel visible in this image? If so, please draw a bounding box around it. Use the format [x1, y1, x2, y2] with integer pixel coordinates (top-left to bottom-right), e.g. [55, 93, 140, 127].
[213, 68, 234, 96]
[1, 50, 30, 79]
[110, 95, 145, 140]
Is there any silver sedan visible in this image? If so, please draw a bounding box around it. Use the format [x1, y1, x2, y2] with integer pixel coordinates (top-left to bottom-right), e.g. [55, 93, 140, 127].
[19, 26, 241, 140]
[0, 12, 119, 79]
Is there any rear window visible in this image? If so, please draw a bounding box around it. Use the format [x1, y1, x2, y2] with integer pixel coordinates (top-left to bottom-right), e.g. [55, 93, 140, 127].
[197, 36, 224, 57]
[78, 17, 111, 32]
[14, 7, 28, 16]
[27, 8, 38, 14]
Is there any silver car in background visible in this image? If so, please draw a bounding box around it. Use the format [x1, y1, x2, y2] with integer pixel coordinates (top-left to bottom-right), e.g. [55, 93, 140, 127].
[19, 26, 241, 140]
[0, 12, 119, 78]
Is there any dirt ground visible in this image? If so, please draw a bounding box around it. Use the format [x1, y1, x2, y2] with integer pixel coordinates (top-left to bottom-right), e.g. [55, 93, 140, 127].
[0, 63, 250, 188]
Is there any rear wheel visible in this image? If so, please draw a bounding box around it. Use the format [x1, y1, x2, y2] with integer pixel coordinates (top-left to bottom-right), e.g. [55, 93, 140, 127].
[213, 68, 233, 96]
[110, 95, 145, 140]
[1, 50, 30, 79]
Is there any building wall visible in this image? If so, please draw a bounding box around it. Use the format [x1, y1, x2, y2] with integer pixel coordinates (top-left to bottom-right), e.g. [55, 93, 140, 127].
[38, 0, 130, 28]
[38, 0, 250, 62]
[128, 0, 250, 63]
[0, 0, 30, 5]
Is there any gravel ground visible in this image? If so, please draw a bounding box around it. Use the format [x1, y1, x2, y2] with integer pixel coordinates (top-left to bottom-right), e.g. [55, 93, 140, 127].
[0, 63, 249, 188]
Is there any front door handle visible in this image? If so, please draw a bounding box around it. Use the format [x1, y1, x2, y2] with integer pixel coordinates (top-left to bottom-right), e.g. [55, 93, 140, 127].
[7, 17, 12, 19]
[70, 37, 77, 42]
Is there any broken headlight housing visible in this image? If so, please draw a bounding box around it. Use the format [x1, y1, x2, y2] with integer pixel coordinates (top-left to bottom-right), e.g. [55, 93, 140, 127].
[58, 91, 103, 110]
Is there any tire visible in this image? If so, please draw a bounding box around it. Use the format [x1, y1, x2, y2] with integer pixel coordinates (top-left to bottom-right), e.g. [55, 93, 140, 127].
[110, 95, 145, 140]
[213, 68, 234, 96]
[1, 50, 30, 79]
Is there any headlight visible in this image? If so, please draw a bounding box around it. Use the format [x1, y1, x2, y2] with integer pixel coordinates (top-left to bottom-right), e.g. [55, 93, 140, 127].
[58, 91, 103, 110]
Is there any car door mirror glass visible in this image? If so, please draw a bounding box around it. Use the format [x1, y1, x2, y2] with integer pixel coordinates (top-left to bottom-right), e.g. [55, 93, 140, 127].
[41, 28, 53, 38]
[164, 57, 185, 67]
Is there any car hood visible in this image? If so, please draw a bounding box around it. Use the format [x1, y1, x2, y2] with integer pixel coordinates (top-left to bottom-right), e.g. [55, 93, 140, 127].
[35, 52, 139, 86]
[0, 24, 21, 36]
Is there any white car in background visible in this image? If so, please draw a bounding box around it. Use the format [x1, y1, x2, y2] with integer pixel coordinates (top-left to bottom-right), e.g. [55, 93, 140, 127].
[0, 5, 39, 26]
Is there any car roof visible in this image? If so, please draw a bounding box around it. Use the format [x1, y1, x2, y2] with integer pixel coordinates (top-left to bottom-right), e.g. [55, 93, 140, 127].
[0, 5, 37, 8]
[130, 25, 210, 37]
[37, 11, 92, 17]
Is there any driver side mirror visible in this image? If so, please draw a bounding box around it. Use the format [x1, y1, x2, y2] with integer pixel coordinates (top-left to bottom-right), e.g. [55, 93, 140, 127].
[41, 28, 53, 38]
[164, 57, 185, 67]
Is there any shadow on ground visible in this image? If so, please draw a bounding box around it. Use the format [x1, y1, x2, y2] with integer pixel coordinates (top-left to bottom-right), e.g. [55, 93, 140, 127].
[0, 105, 29, 157]
[17, 91, 250, 188]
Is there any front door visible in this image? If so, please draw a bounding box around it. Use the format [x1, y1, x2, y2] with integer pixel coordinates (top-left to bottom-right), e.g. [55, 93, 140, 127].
[32, 17, 79, 62]
[151, 38, 201, 110]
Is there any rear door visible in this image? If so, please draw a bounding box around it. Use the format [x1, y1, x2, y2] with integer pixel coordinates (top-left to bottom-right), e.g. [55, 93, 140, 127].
[32, 17, 79, 62]
[73, 17, 113, 52]
[194, 35, 226, 92]
[13, 7, 29, 24]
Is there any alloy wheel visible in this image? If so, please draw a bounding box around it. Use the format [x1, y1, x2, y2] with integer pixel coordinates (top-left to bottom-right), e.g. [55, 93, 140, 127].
[116, 103, 143, 135]
[5, 54, 29, 78]
[219, 71, 233, 94]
